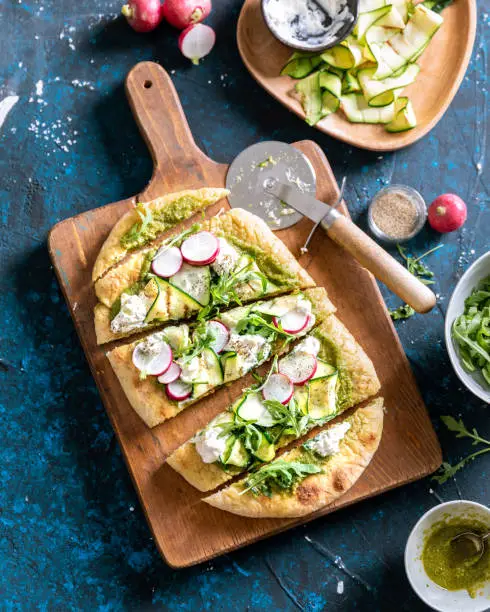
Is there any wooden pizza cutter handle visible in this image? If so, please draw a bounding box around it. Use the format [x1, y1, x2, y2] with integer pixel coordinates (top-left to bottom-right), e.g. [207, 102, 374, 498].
[323, 214, 436, 313]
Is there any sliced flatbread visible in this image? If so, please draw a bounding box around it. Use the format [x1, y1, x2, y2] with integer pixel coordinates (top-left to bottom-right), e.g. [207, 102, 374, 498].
[94, 208, 315, 345]
[107, 288, 335, 428]
[203, 398, 384, 518]
[92, 187, 229, 282]
[167, 315, 380, 492]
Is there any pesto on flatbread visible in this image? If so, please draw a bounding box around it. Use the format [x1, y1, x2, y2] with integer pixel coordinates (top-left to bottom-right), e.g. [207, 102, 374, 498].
[203, 398, 384, 518]
[167, 316, 380, 492]
[92, 187, 230, 282]
[94, 208, 315, 344]
[107, 288, 335, 428]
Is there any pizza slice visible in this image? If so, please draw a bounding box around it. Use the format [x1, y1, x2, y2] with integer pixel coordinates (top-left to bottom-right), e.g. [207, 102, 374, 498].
[92, 187, 230, 282]
[94, 208, 315, 344]
[203, 398, 384, 518]
[107, 288, 335, 428]
[166, 315, 380, 491]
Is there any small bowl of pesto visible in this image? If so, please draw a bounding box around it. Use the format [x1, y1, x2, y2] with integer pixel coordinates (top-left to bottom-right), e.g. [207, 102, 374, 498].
[405, 500, 490, 612]
[445, 251, 490, 404]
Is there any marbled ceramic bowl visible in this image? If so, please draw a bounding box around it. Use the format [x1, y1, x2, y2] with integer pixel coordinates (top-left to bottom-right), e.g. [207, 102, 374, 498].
[405, 500, 490, 612]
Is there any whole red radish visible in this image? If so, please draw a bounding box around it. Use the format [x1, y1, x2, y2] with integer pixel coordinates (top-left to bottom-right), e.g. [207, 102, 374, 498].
[179, 23, 216, 65]
[121, 0, 164, 32]
[163, 0, 211, 29]
[428, 193, 467, 233]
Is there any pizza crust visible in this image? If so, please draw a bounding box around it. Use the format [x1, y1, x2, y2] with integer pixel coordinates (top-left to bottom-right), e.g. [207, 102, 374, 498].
[166, 314, 380, 492]
[92, 187, 230, 282]
[106, 288, 335, 428]
[203, 398, 384, 518]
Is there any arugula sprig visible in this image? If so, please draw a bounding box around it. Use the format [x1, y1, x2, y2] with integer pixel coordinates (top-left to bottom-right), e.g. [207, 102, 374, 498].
[240, 460, 322, 497]
[389, 244, 443, 320]
[397, 244, 443, 285]
[197, 260, 268, 321]
[432, 416, 490, 484]
[178, 322, 213, 364]
[451, 275, 490, 385]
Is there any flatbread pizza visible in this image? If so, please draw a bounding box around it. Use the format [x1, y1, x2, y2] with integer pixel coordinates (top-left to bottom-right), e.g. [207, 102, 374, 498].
[107, 288, 335, 428]
[167, 316, 380, 491]
[203, 398, 384, 518]
[92, 187, 229, 282]
[94, 208, 315, 344]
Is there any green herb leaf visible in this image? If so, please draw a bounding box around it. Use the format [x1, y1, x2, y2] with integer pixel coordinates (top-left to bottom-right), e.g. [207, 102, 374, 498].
[390, 244, 443, 320]
[389, 304, 416, 320]
[432, 416, 490, 484]
[241, 460, 322, 497]
[451, 275, 490, 384]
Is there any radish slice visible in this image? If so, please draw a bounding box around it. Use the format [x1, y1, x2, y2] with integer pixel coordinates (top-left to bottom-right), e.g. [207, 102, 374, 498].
[274, 309, 310, 334]
[207, 320, 230, 353]
[132, 340, 172, 376]
[157, 362, 181, 384]
[151, 246, 183, 278]
[180, 231, 219, 265]
[279, 352, 317, 385]
[178, 23, 216, 65]
[166, 379, 193, 401]
[262, 373, 294, 405]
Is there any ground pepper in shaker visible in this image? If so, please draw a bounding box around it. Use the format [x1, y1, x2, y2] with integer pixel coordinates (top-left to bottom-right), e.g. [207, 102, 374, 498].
[368, 185, 427, 243]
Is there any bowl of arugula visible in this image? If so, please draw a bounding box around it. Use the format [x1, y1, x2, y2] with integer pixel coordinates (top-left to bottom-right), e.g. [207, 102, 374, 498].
[445, 252, 490, 404]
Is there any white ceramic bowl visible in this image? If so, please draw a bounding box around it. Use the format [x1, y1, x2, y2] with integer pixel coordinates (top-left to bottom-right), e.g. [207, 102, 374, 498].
[445, 251, 490, 404]
[405, 500, 490, 612]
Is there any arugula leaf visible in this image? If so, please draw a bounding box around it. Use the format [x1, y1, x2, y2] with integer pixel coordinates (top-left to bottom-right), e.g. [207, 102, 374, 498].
[240, 460, 322, 497]
[389, 304, 416, 320]
[432, 416, 490, 484]
[451, 275, 490, 385]
[390, 244, 443, 320]
[197, 260, 267, 321]
[179, 322, 213, 364]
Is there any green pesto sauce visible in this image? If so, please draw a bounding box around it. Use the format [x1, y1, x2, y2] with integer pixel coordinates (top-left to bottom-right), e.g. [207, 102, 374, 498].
[422, 518, 490, 598]
[225, 235, 298, 287]
[313, 328, 353, 409]
[120, 196, 208, 250]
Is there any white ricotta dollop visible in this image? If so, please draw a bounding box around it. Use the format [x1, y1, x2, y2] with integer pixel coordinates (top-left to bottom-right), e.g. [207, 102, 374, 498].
[111, 293, 150, 334]
[194, 425, 228, 463]
[224, 333, 272, 376]
[293, 335, 321, 357]
[293, 295, 316, 336]
[177, 354, 201, 384]
[306, 421, 351, 457]
[212, 238, 241, 276]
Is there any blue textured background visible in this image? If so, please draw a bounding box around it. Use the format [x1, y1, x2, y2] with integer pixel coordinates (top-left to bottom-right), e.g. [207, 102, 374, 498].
[1, 0, 489, 609]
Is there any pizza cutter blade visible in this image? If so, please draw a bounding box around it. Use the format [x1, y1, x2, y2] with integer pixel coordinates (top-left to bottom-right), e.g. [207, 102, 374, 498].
[226, 141, 436, 314]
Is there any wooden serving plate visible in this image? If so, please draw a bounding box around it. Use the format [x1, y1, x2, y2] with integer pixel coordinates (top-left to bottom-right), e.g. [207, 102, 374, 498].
[237, 0, 476, 151]
[48, 62, 441, 568]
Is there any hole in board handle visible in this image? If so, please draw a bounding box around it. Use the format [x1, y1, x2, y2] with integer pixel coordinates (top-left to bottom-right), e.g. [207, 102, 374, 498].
[144, 80, 153, 89]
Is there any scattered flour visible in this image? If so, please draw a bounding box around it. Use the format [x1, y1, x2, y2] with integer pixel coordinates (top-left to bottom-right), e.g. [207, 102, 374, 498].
[337, 580, 344, 594]
[35, 80, 44, 96]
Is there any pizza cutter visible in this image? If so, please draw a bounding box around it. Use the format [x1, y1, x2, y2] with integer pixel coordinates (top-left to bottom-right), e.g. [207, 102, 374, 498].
[226, 141, 436, 314]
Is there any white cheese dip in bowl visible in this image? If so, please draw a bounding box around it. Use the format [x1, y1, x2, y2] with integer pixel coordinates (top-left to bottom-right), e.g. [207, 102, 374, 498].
[261, 0, 357, 51]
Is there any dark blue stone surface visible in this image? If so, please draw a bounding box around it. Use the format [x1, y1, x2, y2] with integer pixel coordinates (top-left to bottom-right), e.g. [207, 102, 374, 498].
[1, 0, 489, 609]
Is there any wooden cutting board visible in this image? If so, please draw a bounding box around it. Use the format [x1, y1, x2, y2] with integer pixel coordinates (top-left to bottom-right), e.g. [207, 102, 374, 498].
[48, 61, 442, 568]
[237, 0, 476, 152]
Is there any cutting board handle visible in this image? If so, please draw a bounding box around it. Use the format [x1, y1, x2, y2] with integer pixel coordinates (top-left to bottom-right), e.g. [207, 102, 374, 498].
[125, 61, 211, 200]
